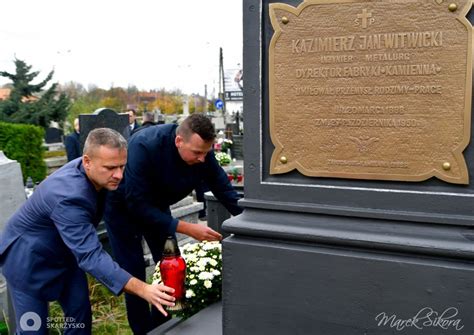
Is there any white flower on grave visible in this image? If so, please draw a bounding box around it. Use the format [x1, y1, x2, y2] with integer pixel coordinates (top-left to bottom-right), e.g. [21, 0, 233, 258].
[209, 259, 218, 267]
[185, 254, 198, 263]
[204, 280, 212, 289]
[212, 269, 221, 276]
[203, 242, 218, 251]
[215, 152, 231, 166]
[186, 289, 196, 298]
[197, 250, 207, 257]
[198, 272, 214, 281]
[186, 243, 198, 253]
[190, 279, 198, 286]
[152, 263, 162, 284]
[196, 257, 212, 267]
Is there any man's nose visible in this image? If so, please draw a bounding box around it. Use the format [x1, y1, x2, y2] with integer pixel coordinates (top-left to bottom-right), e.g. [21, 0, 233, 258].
[112, 168, 124, 180]
[197, 154, 206, 163]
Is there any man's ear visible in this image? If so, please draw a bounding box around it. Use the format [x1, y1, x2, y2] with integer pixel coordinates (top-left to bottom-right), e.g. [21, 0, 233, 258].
[82, 154, 91, 169]
[175, 135, 183, 148]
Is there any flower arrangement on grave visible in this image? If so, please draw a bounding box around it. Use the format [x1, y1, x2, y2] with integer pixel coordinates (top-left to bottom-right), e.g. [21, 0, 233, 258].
[153, 241, 222, 319]
[228, 167, 243, 183]
[215, 151, 231, 166]
[215, 137, 233, 152]
[220, 138, 233, 152]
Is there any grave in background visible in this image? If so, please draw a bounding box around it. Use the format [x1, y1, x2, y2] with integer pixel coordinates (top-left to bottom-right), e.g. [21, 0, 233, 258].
[44, 127, 64, 144]
[79, 108, 129, 151]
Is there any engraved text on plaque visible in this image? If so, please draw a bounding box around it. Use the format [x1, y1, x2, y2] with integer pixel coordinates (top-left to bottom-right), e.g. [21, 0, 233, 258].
[269, 0, 472, 184]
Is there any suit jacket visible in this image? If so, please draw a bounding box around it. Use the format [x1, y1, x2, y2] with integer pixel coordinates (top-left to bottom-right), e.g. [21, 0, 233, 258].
[106, 124, 243, 239]
[131, 121, 156, 136]
[0, 158, 131, 300]
[64, 131, 81, 162]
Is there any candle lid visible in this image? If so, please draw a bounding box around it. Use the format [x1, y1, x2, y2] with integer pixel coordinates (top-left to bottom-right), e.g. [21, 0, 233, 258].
[162, 236, 181, 257]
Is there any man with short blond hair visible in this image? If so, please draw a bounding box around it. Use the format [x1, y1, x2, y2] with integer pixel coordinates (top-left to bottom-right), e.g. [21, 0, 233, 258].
[0, 128, 175, 334]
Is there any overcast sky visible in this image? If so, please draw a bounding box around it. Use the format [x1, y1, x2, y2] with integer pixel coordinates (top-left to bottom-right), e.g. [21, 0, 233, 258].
[0, 0, 243, 96]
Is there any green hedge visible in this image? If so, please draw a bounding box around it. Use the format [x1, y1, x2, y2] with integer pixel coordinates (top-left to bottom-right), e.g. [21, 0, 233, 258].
[0, 122, 47, 183]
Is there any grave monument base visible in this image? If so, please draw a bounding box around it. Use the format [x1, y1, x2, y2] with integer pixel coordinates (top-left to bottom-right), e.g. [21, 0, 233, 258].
[222, 208, 474, 334]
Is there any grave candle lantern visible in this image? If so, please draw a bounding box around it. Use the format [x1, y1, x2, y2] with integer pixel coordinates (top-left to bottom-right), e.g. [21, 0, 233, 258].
[159, 236, 187, 311]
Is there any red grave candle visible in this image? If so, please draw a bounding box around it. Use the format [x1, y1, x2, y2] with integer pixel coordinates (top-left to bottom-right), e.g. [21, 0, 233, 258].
[159, 236, 187, 311]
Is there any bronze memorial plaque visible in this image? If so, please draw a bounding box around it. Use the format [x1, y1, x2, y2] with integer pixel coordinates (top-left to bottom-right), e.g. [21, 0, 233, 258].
[269, 0, 472, 184]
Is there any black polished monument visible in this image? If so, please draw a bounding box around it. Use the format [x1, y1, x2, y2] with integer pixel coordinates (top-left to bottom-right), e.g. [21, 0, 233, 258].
[222, 0, 474, 334]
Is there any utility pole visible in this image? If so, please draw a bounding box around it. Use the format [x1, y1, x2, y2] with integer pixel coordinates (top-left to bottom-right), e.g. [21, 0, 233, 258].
[204, 84, 208, 114]
[219, 47, 226, 117]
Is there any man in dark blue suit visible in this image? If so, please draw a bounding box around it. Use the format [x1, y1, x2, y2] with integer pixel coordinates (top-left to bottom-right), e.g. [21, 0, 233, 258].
[0, 128, 176, 334]
[64, 118, 81, 162]
[105, 114, 243, 334]
[127, 108, 140, 133]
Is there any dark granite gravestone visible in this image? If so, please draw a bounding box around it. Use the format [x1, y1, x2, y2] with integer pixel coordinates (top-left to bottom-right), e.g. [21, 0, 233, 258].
[44, 127, 64, 144]
[78, 108, 129, 151]
[231, 135, 243, 160]
[222, 1, 474, 334]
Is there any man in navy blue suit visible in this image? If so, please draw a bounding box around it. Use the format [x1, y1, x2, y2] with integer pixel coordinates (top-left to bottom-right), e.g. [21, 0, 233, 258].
[105, 114, 243, 334]
[64, 118, 81, 162]
[0, 128, 175, 334]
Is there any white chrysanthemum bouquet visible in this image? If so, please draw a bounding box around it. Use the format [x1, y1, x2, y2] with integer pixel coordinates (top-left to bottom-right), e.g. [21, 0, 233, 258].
[215, 151, 231, 166]
[153, 241, 222, 318]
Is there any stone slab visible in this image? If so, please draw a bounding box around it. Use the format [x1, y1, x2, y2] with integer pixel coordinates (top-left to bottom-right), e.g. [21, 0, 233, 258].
[170, 196, 194, 209]
[0, 152, 26, 325]
[148, 302, 222, 335]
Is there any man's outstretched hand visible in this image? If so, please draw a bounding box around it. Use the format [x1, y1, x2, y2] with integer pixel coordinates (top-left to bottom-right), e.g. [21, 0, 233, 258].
[177, 220, 222, 241]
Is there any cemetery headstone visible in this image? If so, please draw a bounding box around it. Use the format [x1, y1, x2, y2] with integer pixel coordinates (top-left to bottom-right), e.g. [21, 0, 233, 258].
[231, 134, 244, 160]
[44, 127, 64, 144]
[79, 108, 129, 151]
[157, 113, 165, 125]
[0, 152, 26, 329]
[183, 97, 190, 117]
[222, 0, 474, 334]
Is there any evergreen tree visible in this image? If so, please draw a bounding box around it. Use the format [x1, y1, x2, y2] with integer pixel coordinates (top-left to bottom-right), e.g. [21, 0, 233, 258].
[0, 58, 70, 128]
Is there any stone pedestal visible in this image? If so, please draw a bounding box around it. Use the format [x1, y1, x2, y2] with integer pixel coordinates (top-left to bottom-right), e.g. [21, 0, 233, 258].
[222, 1, 474, 334]
[223, 210, 474, 334]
